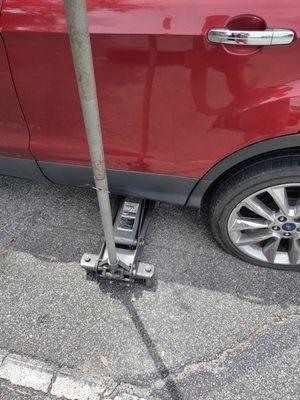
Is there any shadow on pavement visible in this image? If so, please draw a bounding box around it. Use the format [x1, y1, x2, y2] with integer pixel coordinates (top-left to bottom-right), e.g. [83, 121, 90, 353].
[0, 175, 299, 311]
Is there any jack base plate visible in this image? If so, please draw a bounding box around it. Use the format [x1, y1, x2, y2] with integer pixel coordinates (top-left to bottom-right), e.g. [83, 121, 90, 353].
[81, 253, 155, 287]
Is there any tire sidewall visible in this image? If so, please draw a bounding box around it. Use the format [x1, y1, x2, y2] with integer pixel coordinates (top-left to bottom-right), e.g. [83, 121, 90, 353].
[211, 169, 300, 271]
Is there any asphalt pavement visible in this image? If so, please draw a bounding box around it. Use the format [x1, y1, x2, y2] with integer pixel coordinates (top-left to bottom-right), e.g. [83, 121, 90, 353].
[0, 176, 299, 400]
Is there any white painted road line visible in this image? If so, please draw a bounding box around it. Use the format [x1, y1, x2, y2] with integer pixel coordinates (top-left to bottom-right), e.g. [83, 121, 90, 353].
[0, 353, 54, 393]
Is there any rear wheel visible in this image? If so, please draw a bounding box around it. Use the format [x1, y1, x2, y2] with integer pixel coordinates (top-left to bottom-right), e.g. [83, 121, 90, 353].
[209, 155, 300, 271]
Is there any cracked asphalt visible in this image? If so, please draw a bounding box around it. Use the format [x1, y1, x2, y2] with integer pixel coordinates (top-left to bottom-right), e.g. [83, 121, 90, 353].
[0, 176, 299, 399]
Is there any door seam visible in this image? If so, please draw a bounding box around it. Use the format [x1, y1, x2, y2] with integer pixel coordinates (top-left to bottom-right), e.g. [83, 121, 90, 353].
[0, 33, 35, 158]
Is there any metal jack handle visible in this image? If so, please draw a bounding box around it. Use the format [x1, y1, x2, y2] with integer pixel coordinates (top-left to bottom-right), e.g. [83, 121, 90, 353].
[63, 0, 118, 266]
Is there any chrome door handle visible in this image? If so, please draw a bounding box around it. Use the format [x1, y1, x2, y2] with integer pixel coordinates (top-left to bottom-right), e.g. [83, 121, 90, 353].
[207, 28, 294, 46]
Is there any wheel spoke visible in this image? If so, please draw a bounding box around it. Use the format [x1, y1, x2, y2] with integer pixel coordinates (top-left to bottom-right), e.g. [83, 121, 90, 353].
[289, 239, 300, 264]
[229, 217, 268, 231]
[262, 237, 281, 263]
[267, 187, 290, 216]
[235, 229, 275, 246]
[294, 198, 300, 219]
[243, 197, 274, 222]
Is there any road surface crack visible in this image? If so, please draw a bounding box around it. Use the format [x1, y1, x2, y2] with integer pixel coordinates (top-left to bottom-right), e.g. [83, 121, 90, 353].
[169, 313, 300, 381]
[122, 313, 300, 397]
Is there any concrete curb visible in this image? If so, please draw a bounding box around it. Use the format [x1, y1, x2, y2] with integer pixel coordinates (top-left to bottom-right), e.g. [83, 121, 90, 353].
[0, 348, 154, 400]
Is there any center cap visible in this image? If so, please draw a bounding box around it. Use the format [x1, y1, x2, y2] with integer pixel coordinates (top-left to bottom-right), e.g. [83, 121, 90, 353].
[282, 222, 296, 232]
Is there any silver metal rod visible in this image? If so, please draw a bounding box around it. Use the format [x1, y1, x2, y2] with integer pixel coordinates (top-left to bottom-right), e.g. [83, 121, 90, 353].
[63, 0, 118, 265]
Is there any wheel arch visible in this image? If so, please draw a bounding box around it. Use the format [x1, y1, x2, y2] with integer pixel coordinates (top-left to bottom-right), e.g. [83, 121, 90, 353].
[186, 133, 300, 208]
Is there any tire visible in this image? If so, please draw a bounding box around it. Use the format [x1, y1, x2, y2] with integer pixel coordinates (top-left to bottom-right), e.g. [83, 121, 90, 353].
[209, 154, 300, 271]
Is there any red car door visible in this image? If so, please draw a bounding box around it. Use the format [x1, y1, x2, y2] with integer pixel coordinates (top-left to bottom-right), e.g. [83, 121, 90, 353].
[1, 0, 300, 182]
[0, 2, 31, 159]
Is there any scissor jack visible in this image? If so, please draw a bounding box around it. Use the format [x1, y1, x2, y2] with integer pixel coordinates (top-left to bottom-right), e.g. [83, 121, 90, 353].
[81, 197, 155, 286]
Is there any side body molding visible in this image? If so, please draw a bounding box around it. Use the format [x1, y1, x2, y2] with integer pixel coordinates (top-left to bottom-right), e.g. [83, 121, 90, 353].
[37, 161, 198, 206]
[0, 156, 49, 183]
[187, 133, 300, 207]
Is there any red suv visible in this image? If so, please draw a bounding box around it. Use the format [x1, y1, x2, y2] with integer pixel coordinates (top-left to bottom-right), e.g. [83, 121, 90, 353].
[1, 1, 300, 270]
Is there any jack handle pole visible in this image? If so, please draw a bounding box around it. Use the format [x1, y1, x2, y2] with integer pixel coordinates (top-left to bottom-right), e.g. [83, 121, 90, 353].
[63, 0, 118, 266]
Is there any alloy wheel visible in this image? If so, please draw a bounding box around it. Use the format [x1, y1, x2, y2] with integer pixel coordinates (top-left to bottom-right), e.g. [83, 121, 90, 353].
[228, 184, 300, 265]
